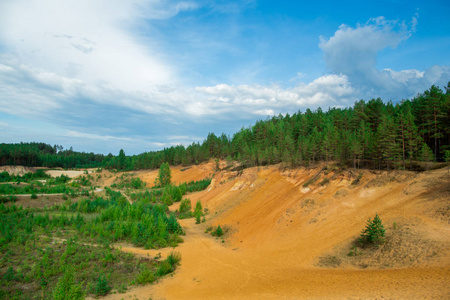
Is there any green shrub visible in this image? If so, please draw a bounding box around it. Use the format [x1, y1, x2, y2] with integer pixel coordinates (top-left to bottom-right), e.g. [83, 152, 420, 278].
[156, 260, 173, 277]
[359, 213, 385, 246]
[131, 177, 145, 189]
[30, 193, 37, 199]
[212, 225, 224, 237]
[95, 274, 111, 296]
[347, 245, 361, 256]
[52, 269, 84, 300]
[172, 186, 182, 202]
[195, 212, 201, 224]
[136, 266, 156, 284]
[194, 201, 203, 215]
[4, 267, 15, 281]
[167, 251, 181, 267]
[178, 199, 192, 219]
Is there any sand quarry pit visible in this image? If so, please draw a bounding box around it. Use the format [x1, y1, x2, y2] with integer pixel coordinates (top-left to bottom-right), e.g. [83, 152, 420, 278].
[98, 162, 450, 300]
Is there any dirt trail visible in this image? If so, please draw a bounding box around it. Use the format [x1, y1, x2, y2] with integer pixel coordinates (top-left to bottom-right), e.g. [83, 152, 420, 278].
[102, 163, 450, 299]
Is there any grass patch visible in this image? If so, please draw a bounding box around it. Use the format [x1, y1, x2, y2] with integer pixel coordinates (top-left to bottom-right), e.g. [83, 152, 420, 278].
[318, 255, 342, 267]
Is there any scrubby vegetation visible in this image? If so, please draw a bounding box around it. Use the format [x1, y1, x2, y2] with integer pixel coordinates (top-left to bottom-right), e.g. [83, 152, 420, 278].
[0, 169, 50, 183]
[111, 173, 145, 189]
[0, 172, 186, 299]
[206, 225, 226, 237]
[0, 171, 75, 197]
[129, 177, 211, 208]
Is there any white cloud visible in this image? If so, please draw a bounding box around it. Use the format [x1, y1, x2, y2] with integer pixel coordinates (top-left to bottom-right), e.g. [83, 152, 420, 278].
[319, 16, 450, 99]
[0, 0, 183, 108]
[382, 68, 424, 84]
[319, 17, 414, 77]
[138, 1, 199, 19]
[195, 74, 355, 116]
[64, 130, 133, 141]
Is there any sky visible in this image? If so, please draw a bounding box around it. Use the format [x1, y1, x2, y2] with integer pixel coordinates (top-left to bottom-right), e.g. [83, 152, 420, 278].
[1, 0, 449, 155]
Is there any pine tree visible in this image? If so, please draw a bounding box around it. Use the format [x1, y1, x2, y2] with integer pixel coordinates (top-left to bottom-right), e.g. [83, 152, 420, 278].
[377, 114, 400, 169]
[360, 213, 385, 246]
[155, 162, 171, 187]
[420, 85, 446, 159]
[420, 143, 434, 170]
[444, 150, 450, 173]
[402, 105, 422, 167]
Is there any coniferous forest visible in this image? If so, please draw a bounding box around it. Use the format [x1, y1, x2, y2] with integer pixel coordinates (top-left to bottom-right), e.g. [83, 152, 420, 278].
[2, 83, 450, 170]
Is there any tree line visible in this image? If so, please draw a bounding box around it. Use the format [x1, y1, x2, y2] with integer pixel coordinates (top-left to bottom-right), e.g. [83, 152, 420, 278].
[1, 83, 449, 170]
[0, 143, 104, 168]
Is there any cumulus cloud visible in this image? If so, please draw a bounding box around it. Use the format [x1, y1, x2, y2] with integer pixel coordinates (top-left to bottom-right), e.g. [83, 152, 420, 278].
[319, 17, 413, 77]
[195, 74, 355, 116]
[0, 0, 181, 110]
[319, 16, 450, 99]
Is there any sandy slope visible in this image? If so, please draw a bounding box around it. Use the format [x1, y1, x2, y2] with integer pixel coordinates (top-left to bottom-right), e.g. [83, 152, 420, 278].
[102, 162, 450, 299]
[0, 165, 37, 176]
[137, 164, 216, 188]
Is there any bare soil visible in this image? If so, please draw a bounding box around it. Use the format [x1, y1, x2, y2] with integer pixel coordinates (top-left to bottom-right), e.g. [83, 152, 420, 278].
[0, 165, 38, 176]
[97, 162, 450, 299]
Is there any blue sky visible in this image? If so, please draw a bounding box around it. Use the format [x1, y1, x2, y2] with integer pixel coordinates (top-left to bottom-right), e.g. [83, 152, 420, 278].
[1, 0, 449, 155]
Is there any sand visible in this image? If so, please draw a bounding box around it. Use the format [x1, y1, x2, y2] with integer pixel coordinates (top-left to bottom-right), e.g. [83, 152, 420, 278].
[98, 162, 450, 299]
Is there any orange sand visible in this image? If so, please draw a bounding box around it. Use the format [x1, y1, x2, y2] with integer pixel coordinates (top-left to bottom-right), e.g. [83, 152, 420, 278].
[100, 162, 450, 299]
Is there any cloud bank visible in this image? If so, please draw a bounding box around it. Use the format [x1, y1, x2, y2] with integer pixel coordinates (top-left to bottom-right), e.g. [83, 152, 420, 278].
[319, 16, 450, 99]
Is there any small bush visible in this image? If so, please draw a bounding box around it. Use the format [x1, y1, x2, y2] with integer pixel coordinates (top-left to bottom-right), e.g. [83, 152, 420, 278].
[195, 212, 201, 224]
[211, 225, 224, 237]
[178, 199, 192, 219]
[4, 267, 15, 281]
[359, 213, 385, 246]
[194, 200, 203, 224]
[156, 260, 173, 277]
[95, 274, 111, 296]
[347, 245, 361, 256]
[136, 266, 156, 284]
[30, 193, 38, 199]
[167, 251, 181, 267]
[52, 269, 84, 300]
